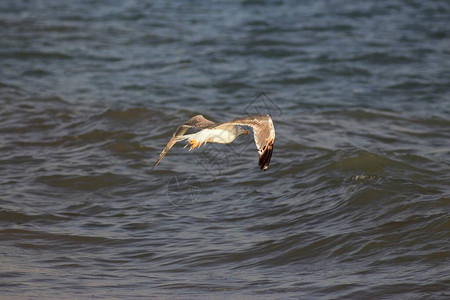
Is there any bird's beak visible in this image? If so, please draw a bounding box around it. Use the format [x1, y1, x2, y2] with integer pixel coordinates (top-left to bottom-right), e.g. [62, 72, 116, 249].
[244, 130, 249, 134]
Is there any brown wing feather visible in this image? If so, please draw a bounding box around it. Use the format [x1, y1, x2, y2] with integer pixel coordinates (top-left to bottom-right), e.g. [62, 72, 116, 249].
[258, 141, 273, 171]
[213, 114, 275, 171]
[152, 115, 215, 169]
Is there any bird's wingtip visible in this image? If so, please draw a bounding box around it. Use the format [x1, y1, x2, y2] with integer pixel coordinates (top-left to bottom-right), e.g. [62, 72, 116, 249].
[258, 142, 273, 171]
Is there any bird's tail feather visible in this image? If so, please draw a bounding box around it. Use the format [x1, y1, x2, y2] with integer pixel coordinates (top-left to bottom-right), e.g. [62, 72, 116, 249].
[174, 134, 192, 142]
[174, 134, 194, 148]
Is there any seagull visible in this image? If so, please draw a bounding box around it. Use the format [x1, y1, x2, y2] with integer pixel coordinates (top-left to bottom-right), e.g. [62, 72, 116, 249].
[152, 114, 275, 171]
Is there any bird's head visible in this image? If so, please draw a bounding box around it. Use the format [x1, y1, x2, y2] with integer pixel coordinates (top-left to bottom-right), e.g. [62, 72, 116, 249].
[239, 127, 249, 135]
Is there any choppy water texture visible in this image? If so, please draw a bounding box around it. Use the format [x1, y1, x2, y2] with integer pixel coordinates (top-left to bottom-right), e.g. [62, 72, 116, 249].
[1, 1, 450, 299]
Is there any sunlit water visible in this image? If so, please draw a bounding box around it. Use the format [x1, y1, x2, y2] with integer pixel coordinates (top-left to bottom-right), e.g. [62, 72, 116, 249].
[1, 1, 449, 299]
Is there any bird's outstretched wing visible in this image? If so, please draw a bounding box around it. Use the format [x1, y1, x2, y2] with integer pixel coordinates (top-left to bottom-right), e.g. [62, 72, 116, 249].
[152, 115, 215, 169]
[213, 114, 275, 171]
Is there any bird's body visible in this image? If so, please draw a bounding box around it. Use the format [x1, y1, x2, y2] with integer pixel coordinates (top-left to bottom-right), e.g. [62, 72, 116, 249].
[179, 125, 247, 148]
[152, 114, 275, 171]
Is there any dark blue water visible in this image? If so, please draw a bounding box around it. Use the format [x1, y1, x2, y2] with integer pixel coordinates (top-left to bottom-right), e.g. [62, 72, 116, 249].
[1, 1, 449, 299]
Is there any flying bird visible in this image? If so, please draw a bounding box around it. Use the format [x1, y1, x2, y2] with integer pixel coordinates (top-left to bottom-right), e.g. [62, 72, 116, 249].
[152, 114, 275, 171]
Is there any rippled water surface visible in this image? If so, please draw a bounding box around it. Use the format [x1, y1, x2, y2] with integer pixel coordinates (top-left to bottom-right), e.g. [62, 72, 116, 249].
[1, 1, 450, 299]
